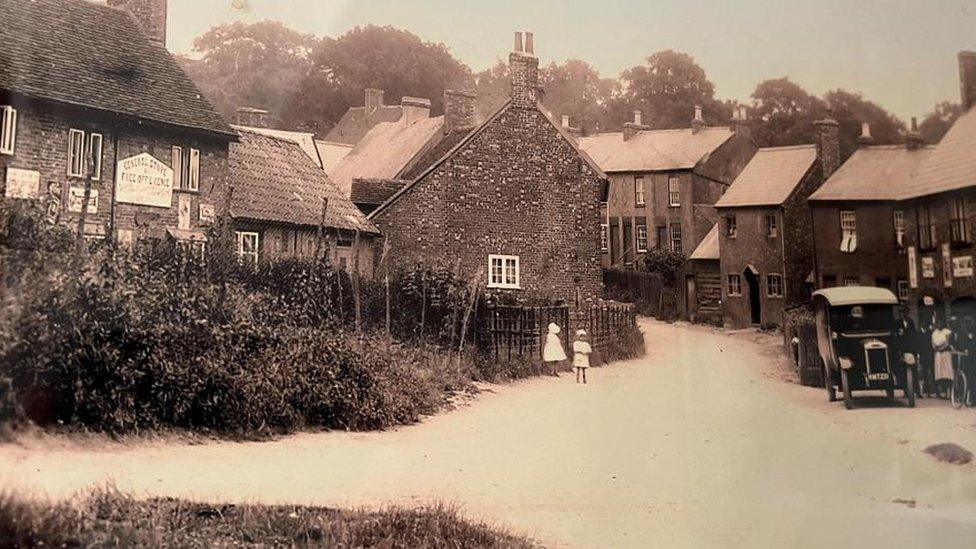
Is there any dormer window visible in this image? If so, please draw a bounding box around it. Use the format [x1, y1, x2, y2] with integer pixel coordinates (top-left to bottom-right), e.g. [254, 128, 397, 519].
[0, 106, 17, 155]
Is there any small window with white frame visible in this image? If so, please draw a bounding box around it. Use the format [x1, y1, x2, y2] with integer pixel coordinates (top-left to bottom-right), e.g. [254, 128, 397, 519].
[765, 214, 778, 238]
[487, 254, 520, 289]
[236, 231, 259, 266]
[897, 279, 909, 301]
[840, 210, 857, 253]
[636, 224, 648, 253]
[172, 146, 201, 191]
[600, 223, 609, 252]
[766, 274, 784, 298]
[893, 210, 905, 248]
[635, 176, 645, 206]
[88, 133, 103, 180]
[727, 274, 742, 296]
[67, 129, 86, 177]
[668, 175, 680, 207]
[1, 105, 17, 155]
[670, 224, 682, 254]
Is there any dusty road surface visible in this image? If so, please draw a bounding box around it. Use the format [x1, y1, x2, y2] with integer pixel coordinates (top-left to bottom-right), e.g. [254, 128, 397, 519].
[3, 319, 976, 548]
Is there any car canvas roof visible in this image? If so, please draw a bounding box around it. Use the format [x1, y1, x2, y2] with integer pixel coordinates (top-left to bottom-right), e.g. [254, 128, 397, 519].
[812, 286, 899, 307]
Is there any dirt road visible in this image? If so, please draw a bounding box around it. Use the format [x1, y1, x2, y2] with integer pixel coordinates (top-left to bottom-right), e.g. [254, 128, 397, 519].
[3, 319, 976, 548]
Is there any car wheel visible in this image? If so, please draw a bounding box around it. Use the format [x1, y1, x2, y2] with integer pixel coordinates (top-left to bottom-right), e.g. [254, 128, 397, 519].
[823, 361, 836, 402]
[841, 368, 854, 410]
[905, 367, 916, 408]
[952, 369, 968, 410]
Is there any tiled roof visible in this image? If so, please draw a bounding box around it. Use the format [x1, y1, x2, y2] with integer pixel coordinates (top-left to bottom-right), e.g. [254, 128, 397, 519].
[228, 128, 378, 234]
[316, 140, 354, 175]
[809, 145, 934, 202]
[324, 105, 403, 145]
[0, 0, 234, 138]
[350, 178, 407, 207]
[689, 223, 719, 261]
[714, 145, 817, 208]
[901, 107, 976, 200]
[329, 115, 445, 197]
[397, 127, 473, 180]
[238, 126, 323, 168]
[577, 127, 734, 173]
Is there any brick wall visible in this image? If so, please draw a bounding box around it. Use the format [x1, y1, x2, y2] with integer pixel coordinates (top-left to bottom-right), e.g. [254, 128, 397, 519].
[0, 99, 229, 243]
[373, 102, 604, 304]
[718, 206, 787, 328]
[812, 201, 908, 292]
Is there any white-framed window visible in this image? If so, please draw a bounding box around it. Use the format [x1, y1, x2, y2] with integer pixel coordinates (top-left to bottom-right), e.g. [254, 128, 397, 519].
[668, 175, 680, 207]
[897, 279, 909, 301]
[0, 105, 17, 155]
[236, 231, 259, 266]
[670, 224, 682, 254]
[843, 276, 860, 287]
[766, 214, 778, 238]
[893, 210, 905, 248]
[636, 224, 648, 253]
[88, 133, 103, 180]
[727, 274, 742, 296]
[950, 198, 970, 243]
[172, 146, 200, 191]
[67, 129, 86, 177]
[635, 176, 645, 206]
[600, 223, 609, 252]
[726, 215, 737, 238]
[766, 274, 784, 298]
[840, 210, 857, 253]
[488, 254, 520, 289]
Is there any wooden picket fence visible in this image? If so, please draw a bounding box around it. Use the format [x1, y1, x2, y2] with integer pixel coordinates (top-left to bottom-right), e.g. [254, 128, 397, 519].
[479, 302, 636, 362]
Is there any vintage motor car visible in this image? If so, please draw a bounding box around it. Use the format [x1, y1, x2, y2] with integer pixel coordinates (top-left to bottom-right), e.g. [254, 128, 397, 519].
[813, 287, 916, 409]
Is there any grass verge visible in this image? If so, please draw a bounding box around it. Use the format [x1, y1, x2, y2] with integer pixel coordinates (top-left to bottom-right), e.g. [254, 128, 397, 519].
[0, 489, 539, 548]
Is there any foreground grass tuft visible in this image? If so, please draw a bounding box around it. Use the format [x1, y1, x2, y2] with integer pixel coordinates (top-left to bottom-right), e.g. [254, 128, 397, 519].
[0, 490, 539, 548]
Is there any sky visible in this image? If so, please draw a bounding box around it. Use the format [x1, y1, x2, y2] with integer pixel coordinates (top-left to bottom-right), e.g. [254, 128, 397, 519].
[163, 0, 976, 122]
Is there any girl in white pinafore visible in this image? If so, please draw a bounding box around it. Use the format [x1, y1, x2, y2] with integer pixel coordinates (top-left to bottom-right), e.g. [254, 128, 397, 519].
[573, 329, 593, 384]
[542, 322, 568, 376]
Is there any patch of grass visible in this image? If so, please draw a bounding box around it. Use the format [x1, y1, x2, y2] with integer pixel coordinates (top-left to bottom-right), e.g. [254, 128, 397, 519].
[0, 489, 539, 548]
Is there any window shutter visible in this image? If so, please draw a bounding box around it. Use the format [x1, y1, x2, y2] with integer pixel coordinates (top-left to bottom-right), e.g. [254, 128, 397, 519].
[189, 148, 200, 191]
[1, 106, 17, 154]
[88, 133, 103, 180]
[172, 146, 183, 189]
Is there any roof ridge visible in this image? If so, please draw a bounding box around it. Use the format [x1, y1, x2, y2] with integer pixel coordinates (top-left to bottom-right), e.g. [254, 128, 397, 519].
[757, 144, 816, 152]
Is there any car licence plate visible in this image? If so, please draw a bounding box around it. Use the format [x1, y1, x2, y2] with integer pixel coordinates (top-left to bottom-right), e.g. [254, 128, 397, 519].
[866, 373, 889, 381]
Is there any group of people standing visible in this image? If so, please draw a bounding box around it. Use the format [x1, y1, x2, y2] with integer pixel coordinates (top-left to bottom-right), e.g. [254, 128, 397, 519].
[897, 310, 976, 401]
[543, 323, 593, 384]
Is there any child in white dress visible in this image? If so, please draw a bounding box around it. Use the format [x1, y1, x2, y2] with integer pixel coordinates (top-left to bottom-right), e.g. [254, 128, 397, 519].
[542, 322, 567, 376]
[573, 329, 592, 384]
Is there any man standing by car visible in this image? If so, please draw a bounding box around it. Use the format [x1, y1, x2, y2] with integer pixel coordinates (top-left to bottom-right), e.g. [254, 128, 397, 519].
[895, 308, 923, 398]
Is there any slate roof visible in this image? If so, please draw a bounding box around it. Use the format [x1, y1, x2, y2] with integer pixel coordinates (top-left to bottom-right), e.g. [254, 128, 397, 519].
[329, 115, 445, 197]
[809, 145, 935, 202]
[0, 0, 234, 138]
[324, 105, 403, 145]
[577, 127, 734, 173]
[714, 145, 818, 208]
[397, 127, 473, 180]
[689, 224, 719, 261]
[350, 178, 408, 207]
[901, 107, 976, 200]
[228, 127, 378, 234]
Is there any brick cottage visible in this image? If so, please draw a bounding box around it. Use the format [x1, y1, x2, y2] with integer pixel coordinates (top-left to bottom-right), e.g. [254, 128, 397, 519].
[0, 0, 236, 247]
[714, 119, 840, 328]
[369, 33, 608, 304]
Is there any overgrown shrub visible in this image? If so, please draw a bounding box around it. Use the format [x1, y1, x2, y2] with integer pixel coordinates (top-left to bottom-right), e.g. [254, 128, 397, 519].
[642, 248, 686, 286]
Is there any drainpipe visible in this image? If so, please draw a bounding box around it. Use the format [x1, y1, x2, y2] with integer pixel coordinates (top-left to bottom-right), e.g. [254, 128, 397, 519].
[109, 129, 120, 245]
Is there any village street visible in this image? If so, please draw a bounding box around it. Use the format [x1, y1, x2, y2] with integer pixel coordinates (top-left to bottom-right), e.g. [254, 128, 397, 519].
[2, 319, 976, 548]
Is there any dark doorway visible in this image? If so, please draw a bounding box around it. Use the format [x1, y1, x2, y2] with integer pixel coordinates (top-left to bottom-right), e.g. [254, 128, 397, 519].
[744, 268, 761, 325]
[623, 221, 634, 266]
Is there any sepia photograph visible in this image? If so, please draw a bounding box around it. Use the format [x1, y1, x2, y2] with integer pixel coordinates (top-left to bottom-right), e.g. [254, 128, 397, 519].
[1, 0, 976, 547]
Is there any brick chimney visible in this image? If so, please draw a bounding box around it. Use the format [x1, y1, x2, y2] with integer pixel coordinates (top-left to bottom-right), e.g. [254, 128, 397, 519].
[731, 105, 751, 139]
[857, 122, 874, 147]
[814, 117, 840, 178]
[107, 0, 168, 46]
[906, 117, 925, 151]
[691, 105, 706, 134]
[959, 51, 976, 111]
[623, 110, 649, 141]
[510, 31, 539, 107]
[400, 96, 431, 125]
[365, 88, 385, 115]
[236, 106, 269, 128]
[443, 89, 476, 134]
[561, 114, 581, 137]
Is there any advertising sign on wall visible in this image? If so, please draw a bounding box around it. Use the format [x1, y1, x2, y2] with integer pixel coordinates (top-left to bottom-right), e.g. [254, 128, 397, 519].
[907, 246, 918, 288]
[942, 243, 953, 288]
[5, 167, 40, 199]
[953, 256, 974, 278]
[921, 256, 935, 279]
[68, 186, 99, 214]
[115, 153, 174, 208]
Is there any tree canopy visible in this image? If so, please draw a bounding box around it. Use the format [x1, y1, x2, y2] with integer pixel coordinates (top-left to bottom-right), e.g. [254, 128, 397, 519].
[918, 101, 963, 144]
[618, 50, 726, 130]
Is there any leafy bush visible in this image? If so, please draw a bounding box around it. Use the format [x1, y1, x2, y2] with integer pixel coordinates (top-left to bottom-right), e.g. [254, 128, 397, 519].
[642, 248, 686, 286]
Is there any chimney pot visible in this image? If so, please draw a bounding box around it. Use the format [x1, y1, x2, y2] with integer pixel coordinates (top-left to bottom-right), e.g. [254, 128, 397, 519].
[857, 122, 874, 147]
[525, 32, 534, 55]
[633, 110, 642, 126]
[906, 116, 925, 151]
[691, 105, 705, 134]
[509, 32, 539, 107]
[236, 106, 269, 128]
[400, 96, 431, 125]
[514, 32, 524, 53]
[562, 114, 570, 127]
